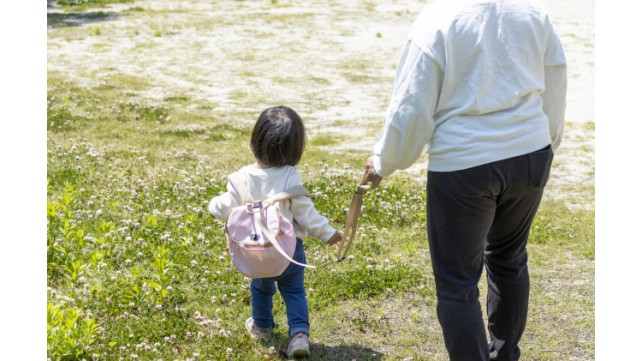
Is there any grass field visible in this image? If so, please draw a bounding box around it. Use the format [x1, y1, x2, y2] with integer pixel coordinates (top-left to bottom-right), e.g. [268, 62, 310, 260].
[46, 1, 595, 360]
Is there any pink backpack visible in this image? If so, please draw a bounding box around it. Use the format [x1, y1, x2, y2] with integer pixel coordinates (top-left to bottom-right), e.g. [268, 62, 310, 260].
[224, 174, 315, 278]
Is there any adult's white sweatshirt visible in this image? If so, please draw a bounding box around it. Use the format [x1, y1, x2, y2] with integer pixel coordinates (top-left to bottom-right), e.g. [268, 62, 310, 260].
[373, 0, 567, 175]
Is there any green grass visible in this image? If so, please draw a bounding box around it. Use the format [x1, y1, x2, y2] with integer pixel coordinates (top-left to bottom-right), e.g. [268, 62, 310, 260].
[309, 133, 349, 147]
[46, 80, 595, 358]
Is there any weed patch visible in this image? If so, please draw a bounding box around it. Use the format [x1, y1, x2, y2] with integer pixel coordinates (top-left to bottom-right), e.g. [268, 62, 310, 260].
[531, 199, 595, 260]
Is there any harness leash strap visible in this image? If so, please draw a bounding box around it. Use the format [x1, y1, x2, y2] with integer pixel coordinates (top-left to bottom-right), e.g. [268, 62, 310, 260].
[336, 171, 372, 261]
[258, 220, 315, 269]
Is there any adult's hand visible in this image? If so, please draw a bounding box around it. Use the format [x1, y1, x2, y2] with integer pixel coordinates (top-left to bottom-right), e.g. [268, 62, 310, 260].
[364, 156, 384, 189]
[327, 231, 342, 245]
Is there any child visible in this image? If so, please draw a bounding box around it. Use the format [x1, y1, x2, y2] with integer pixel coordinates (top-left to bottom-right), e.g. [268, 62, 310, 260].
[208, 105, 341, 358]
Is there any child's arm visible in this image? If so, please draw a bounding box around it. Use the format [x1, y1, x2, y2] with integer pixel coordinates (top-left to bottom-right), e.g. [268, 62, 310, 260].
[291, 195, 338, 243]
[286, 169, 338, 243]
[207, 181, 242, 220]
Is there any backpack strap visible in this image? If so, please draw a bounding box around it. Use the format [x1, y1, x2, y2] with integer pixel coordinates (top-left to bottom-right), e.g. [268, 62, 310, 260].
[259, 185, 313, 268]
[263, 185, 310, 205]
[256, 214, 315, 269]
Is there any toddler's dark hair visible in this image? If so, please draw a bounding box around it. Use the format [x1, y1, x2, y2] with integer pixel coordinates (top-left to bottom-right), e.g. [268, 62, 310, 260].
[250, 106, 306, 167]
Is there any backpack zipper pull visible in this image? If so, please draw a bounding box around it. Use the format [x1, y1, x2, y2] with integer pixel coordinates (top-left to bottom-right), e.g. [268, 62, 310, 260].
[250, 201, 263, 241]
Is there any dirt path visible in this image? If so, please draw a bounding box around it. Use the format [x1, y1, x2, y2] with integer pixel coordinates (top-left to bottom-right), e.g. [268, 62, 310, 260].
[47, 0, 594, 209]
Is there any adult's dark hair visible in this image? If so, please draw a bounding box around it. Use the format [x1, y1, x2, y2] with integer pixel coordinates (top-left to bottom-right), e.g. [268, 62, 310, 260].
[250, 106, 306, 167]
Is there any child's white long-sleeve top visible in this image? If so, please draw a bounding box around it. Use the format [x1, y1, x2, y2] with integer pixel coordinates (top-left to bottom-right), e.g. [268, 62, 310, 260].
[208, 165, 337, 242]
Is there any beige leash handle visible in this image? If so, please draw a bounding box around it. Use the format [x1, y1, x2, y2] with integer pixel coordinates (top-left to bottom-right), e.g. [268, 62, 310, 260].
[336, 171, 372, 261]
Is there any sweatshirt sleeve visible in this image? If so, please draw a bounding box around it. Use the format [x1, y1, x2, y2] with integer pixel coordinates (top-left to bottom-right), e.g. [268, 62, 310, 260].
[373, 40, 442, 177]
[288, 172, 337, 242]
[207, 180, 242, 221]
[541, 17, 567, 151]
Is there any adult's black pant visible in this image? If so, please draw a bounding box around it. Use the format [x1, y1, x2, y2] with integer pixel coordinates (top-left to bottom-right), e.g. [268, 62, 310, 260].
[426, 145, 553, 361]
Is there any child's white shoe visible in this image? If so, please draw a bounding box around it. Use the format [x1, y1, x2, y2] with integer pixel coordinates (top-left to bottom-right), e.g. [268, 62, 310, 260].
[286, 332, 310, 358]
[245, 317, 273, 341]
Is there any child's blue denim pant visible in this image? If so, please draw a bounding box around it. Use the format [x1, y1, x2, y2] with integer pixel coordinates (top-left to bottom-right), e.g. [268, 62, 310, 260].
[250, 238, 309, 338]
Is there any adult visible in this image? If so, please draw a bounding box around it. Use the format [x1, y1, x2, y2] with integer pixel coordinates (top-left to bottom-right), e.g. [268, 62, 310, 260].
[363, 0, 566, 359]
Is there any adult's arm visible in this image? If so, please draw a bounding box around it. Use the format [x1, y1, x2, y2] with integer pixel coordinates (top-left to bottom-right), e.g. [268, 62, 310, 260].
[371, 40, 442, 178]
[541, 17, 567, 150]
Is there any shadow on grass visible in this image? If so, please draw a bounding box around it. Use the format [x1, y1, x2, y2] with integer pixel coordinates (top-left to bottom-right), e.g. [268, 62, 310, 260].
[47, 10, 119, 28]
[310, 343, 384, 360]
[261, 334, 383, 360]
